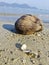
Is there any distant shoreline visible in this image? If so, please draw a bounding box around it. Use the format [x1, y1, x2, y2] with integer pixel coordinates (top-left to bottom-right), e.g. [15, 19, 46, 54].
[0, 13, 24, 16]
[0, 13, 49, 23]
[0, 13, 49, 17]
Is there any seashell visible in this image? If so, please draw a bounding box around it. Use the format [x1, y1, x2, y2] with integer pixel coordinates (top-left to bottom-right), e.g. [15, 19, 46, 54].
[24, 49, 32, 55]
[24, 49, 38, 58]
[21, 44, 27, 51]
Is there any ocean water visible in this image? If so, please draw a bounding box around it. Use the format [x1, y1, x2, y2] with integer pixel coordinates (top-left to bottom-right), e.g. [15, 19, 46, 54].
[0, 6, 49, 22]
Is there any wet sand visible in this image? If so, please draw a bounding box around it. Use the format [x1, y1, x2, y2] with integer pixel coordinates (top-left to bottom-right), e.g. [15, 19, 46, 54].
[0, 21, 49, 65]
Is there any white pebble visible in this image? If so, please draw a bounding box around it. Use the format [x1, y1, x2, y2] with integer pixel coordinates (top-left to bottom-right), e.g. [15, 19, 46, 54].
[21, 44, 27, 51]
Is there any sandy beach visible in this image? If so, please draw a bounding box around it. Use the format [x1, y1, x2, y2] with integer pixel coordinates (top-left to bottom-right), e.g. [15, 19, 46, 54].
[0, 21, 49, 65]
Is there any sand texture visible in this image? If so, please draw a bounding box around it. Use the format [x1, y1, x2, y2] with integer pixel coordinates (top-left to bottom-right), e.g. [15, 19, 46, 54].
[0, 21, 49, 65]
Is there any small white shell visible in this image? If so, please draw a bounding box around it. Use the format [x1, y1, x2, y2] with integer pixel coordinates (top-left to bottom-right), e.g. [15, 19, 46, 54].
[24, 49, 32, 53]
[21, 44, 27, 51]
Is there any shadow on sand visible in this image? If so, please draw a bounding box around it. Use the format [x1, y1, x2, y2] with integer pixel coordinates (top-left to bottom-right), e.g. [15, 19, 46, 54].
[3, 24, 18, 34]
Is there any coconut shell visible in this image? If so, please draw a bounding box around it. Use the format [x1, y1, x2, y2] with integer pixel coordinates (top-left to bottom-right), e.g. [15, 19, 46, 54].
[15, 14, 43, 34]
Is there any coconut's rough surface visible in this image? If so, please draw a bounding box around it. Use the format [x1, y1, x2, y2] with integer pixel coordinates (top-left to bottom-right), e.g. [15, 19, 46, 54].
[15, 14, 43, 34]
